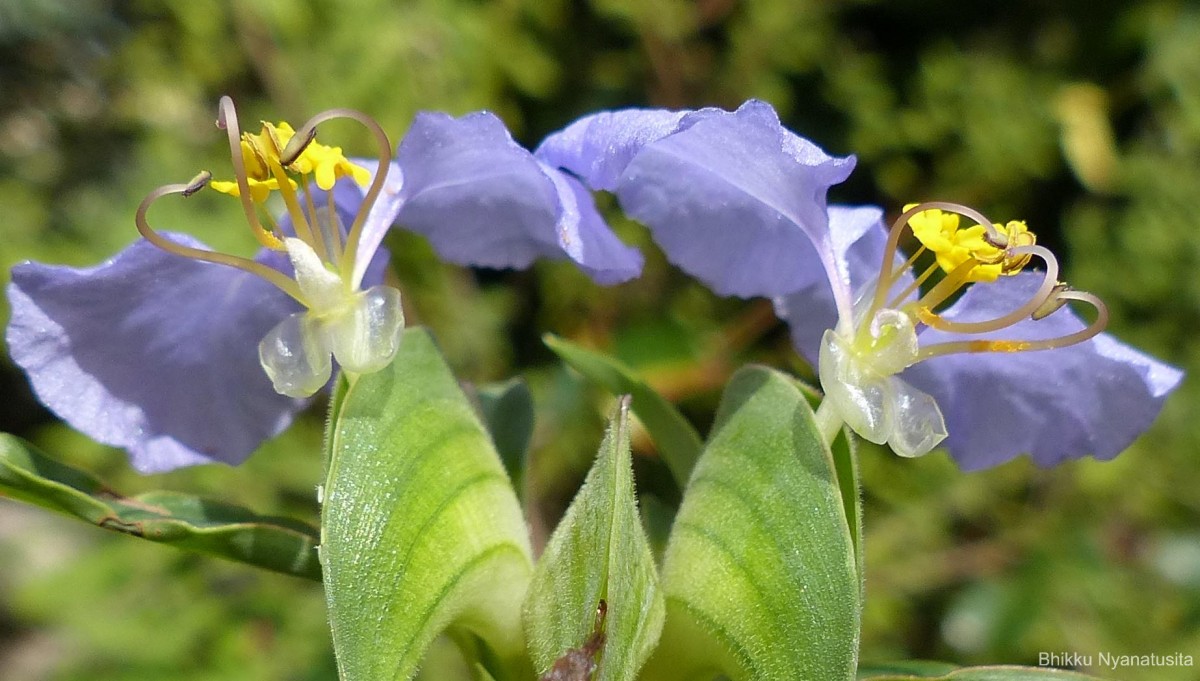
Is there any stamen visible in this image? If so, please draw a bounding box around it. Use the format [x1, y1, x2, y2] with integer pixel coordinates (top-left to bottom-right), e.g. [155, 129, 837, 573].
[874, 202, 1015, 319]
[181, 171, 211, 197]
[286, 108, 393, 284]
[917, 287, 1108, 359]
[215, 97, 285, 251]
[136, 182, 303, 303]
[326, 197, 345, 264]
[887, 260, 940, 310]
[915, 244, 1059, 335]
[281, 126, 318, 167]
[909, 257, 983, 314]
[266, 154, 322, 260]
[1032, 282, 1071, 320]
[301, 181, 334, 264]
[872, 202, 983, 322]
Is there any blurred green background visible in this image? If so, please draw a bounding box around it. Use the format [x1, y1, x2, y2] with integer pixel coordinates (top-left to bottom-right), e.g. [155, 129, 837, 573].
[1, 0, 1197, 679]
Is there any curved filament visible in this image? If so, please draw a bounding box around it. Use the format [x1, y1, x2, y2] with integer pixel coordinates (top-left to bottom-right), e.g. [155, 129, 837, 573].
[216, 96, 284, 250]
[917, 288, 1108, 360]
[915, 244, 1059, 335]
[285, 107, 393, 280]
[872, 201, 1018, 315]
[136, 177, 303, 303]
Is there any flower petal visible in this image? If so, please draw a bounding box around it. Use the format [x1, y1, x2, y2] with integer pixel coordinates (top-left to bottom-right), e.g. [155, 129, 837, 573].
[773, 205, 895, 362]
[336, 159, 405, 289]
[273, 172, 396, 291]
[6, 235, 304, 472]
[613, 100, 855, 298]
[393, 111, 642, 282]
[903, 272, 1184, 469]
[534, 108, 689, 191]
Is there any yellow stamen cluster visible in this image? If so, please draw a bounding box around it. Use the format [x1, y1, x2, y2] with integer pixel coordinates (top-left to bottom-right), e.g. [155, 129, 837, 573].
[210, 121, 371, 202]
[905, 204, 1035, 283]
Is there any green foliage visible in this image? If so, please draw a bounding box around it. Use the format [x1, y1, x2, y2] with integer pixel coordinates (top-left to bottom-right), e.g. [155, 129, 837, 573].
[322, 328, 533, 681]
[543, 333, 703, 489]
[475, 377, 536, 499]
[3, 1, 1200, 679]
[522, 397, 665, 681]
[644, 366, 859, 681]
[0, 433, 321, 580]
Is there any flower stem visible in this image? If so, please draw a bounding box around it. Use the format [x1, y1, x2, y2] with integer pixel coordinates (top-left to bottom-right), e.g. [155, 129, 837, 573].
[814, 398, 844, 448]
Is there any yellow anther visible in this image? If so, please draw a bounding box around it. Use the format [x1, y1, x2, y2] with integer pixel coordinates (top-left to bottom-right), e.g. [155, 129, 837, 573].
[905, 205, 1036, 283]
[210, 177, 295, 203]
[294, 142, 371, 190]
[209, 121, 370, 201]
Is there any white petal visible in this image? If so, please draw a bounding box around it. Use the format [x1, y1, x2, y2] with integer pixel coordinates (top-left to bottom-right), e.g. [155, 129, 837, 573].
[820, 329, 891, 444]
[284, 237, 345, 313]
[884, 377, 947, 458]
[258, 311, 333, 398]
[328, 285, 404, 374]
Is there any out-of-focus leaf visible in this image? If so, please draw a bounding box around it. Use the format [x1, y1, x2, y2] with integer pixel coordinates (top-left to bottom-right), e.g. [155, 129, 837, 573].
[643, 365, 859, 681]
[543, 333, 702, 488]
[859, 665, 1107, 680]
[322, 328, 533, 681]
[0, 433, 321, 580]
[858, 661, 961, 678]
[476, 377, 535, 496]
[523, 396, 665, 681]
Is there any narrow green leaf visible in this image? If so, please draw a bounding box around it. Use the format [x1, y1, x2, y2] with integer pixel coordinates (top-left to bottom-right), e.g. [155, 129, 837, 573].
[523, 396, 665, 681]
[543, 333, 702, 488]
[859, 666, 1108, 680]
[0, 434, 320, 580]
[323, 328, 534, 681]
[643, 365, 859, 681]
[475, 377, 535, 496]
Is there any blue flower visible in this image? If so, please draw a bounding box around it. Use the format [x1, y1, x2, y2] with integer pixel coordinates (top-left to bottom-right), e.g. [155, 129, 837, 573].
[537, 100, 854, 298]
[773, 204, 1183, 469]
[539, 100, 1182, 469]
[6, 100, 641, 472]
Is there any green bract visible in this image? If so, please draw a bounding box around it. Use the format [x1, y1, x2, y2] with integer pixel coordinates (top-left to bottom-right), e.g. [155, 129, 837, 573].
[322, 328, 534, 681]
[522, 397, 665, 681]
[645, 366, 861, 681]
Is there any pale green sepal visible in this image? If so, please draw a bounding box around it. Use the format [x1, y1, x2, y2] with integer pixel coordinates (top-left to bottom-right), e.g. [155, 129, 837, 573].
[322, 328, 534, 681]
[0, 434, 321, 580]
[543, 333, 702, 489]
[522, 397, 665, 681]
[643, 365, 859, 681]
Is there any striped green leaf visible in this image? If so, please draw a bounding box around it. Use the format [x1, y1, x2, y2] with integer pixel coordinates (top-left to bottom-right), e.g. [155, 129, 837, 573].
[322, 328, 533, 681]
[643, 365, 859, 681]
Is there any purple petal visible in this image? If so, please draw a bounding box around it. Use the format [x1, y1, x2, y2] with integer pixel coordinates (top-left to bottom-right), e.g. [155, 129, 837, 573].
[534, 108, 689, 191]
[393, 111, 642, 282]
[613, 100, 856, 298]
[344, 159, 405, 288]
[903, 273, 1183, 470]
[773, 205, 896, 363]
[273, 172, 395, 290]
[6, 235, 304, 472]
